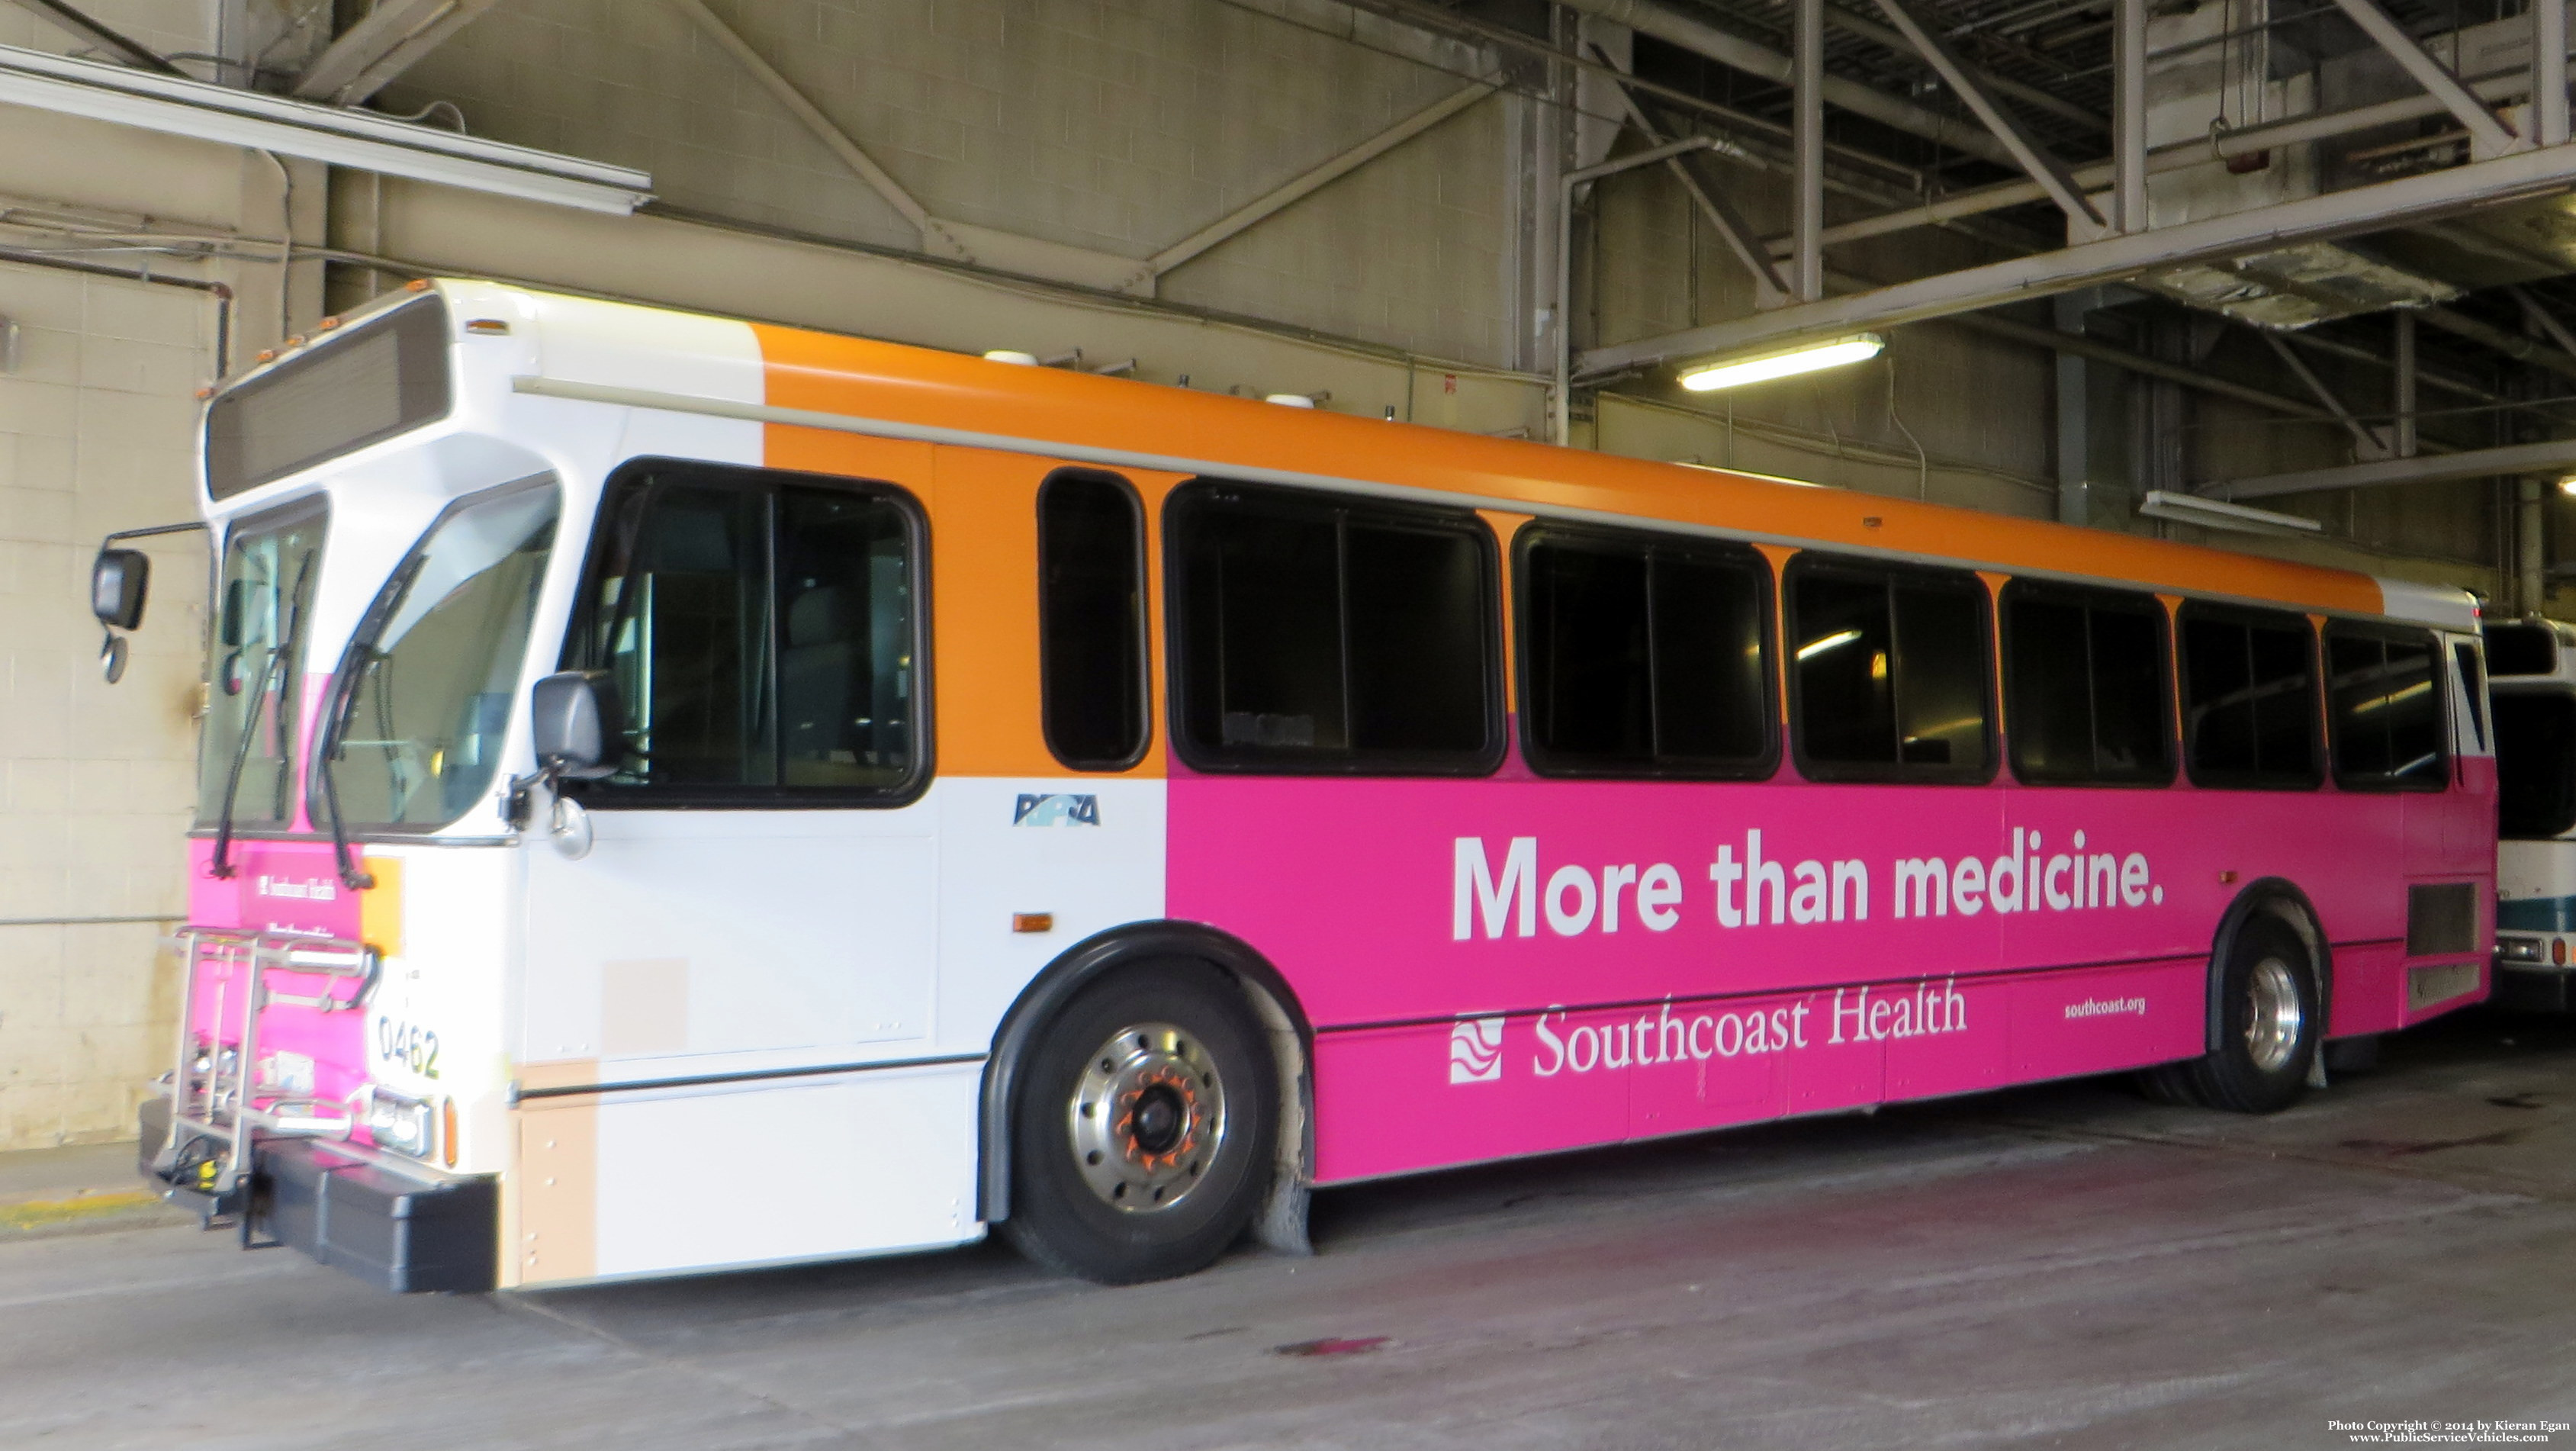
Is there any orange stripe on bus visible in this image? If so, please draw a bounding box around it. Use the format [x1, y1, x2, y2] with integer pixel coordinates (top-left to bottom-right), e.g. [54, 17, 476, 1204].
[750, 322, 2388, 667]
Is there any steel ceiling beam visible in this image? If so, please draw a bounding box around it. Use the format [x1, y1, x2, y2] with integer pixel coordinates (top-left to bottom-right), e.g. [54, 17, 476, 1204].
[2202, 434, 2576, 499]
[4, 0, 181, 76]
[1773, 63, 2549, 253]
[2324, 0, 2520, 156]
[291, 0, 501, 107]
[2113, 0, 2143, 230]
[1587, 44, 1788, 304]
[2513, 285, 2576, 357]
[1577, 141, 2576, 378]
[1135, 82, 1497, 285]
[1823, 2, 2103, 132]
[2540, 0, 2571, 145]
[2261, 333, 2389, 458]
[2416, 303, 2576, 383]
[1868, 0, 2104, 225]
[1552, 0, 2022, 168]
[1796, 0, 1825, 301]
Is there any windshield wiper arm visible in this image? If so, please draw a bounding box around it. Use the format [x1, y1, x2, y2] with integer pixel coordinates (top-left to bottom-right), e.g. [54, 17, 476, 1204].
[312, 555, 422, 892]
[209, 552, 314, 882]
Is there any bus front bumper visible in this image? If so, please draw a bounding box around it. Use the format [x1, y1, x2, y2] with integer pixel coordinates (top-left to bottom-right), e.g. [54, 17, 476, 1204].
[2493, 947, 2576, 1012]
[139, 1097, 497, 1293]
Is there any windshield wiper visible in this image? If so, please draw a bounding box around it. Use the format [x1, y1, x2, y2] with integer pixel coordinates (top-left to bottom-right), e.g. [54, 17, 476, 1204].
[312, 555, 423, 892]
[208, 552, 314, 882]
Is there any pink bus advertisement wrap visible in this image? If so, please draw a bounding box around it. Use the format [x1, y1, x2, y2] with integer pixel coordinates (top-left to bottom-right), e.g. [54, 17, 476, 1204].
[1173, 767, 2494, 1182]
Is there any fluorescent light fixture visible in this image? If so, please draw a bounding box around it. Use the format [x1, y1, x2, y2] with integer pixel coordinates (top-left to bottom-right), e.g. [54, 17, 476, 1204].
[0, 43, 652, 214]
[1797, 628, 1862, 660]
[1678, 333, 1885, 393]
[2136, 490, 2324, 536]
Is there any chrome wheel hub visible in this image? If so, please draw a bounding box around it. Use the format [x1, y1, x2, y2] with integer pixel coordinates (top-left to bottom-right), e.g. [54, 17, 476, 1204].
[2244, 957, 2304, 1074]
[1069, 1021, 1227, 1215]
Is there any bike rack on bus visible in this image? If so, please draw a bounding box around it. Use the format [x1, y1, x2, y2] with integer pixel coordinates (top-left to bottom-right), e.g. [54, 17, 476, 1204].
[150, 927, 384, 1201]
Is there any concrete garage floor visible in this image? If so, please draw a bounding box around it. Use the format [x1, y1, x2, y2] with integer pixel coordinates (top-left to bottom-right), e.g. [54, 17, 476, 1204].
[10, 1013, 2576, 1450]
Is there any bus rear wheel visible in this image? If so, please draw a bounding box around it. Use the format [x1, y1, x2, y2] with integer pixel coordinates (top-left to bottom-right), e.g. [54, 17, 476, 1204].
[2142, 913, 2320, 1115]
[1002, 963, 1276, 1285]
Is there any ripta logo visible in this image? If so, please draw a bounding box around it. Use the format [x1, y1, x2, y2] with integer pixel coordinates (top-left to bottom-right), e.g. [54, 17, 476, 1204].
[1449, 1015, 1504, 1083]
[1013, 793, 1101, 826]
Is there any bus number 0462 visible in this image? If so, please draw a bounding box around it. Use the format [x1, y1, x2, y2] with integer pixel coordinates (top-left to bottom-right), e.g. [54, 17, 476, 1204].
[375, 1018, 441, 1079]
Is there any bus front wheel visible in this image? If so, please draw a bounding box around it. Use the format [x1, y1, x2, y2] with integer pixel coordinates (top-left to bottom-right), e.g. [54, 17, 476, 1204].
[2143, 913, 2320, 1115]
[1001, 962, 1277, 1285]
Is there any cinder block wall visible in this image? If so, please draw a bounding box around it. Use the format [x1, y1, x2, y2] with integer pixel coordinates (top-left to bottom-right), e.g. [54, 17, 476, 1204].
[0, 259, 214, 1150]
[381, 0, 1520, 368]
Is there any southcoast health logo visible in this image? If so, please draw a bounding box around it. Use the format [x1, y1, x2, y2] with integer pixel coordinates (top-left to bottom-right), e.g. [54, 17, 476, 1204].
[1449, 1015, 1505, 1083]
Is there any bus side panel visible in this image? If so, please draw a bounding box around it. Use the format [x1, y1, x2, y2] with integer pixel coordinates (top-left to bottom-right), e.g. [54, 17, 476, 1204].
[1174, 771, 2438, 1186]
[2327, 941, 2410, 1038]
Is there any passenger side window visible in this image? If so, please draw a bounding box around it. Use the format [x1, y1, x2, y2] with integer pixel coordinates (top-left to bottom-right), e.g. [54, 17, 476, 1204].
[2178, 605, 2319, 789]
[1166, 482, 1499, 774]
[2327, 623, 2447, 791]
[568, 461, 923, 801]
[2003, 583, 2172, 786]
[1788, 557, 1992, 780]
[1516, 526, 1774, 777]
[1038, 471, 1150, 770]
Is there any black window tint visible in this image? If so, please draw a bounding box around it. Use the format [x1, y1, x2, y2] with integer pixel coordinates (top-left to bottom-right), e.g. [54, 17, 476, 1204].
[1790, 558, 1990, 780]
[2497, 692, 2576, 838]
[2093, 607, 2169, 775]
[1169, 484, 1497, 773]
[1038, 472, 1149, 769]
[1346, 520, 1490, 753]
[776, 487, 915, 789]
[2487, 622, 2558, 676]
[569, 462, 922, 802]
[1793, 571, 1897, 765]
[2180, 607, 2319, 788]
[1525, 542, 1651, 761]
[603, 482, 773, 787]
[1894, 582, 1989, 771]
[2005, 584, 2172, 785]
[2007, 594, 2091, 778]
[1517, 529, 1772, 777]
[2327, 625, 2446, 791]
[1652, 552, 1770, 763]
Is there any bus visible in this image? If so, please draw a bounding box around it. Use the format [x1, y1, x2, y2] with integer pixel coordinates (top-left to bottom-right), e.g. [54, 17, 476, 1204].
[2487, 618, 2576, 1007]
[97, 278, 2496, 1294]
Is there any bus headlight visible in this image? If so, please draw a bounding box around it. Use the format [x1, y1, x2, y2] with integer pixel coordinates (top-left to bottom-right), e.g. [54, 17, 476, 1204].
[2499, 937, 2547, 964]
[365, 1089, 434, 1158]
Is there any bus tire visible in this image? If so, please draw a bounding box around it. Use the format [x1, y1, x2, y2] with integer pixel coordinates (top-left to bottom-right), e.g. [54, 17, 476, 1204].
[999, 961, 1276, 1285]
[2167, 913, 2323, 1115]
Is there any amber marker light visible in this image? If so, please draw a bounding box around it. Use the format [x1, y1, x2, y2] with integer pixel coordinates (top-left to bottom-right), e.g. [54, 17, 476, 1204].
[1013, 912, 1055, 934]
[1678, 333, 1885, 393]
[442, 1098, 458, 1168]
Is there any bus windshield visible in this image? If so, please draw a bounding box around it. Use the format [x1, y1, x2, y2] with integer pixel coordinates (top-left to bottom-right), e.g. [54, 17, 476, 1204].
[2496, 691, 2576, 839]
[197, 497, 326, 830]
[314, 480, 560, 831]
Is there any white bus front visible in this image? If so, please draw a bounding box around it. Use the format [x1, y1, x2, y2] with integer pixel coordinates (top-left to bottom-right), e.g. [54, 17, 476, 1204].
[2490, 618, 2576, 1007]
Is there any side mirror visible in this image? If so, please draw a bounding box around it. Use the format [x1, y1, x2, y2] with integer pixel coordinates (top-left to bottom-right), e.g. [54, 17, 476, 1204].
[92, 549, 148, 630]
[529, 671, 624, 780]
